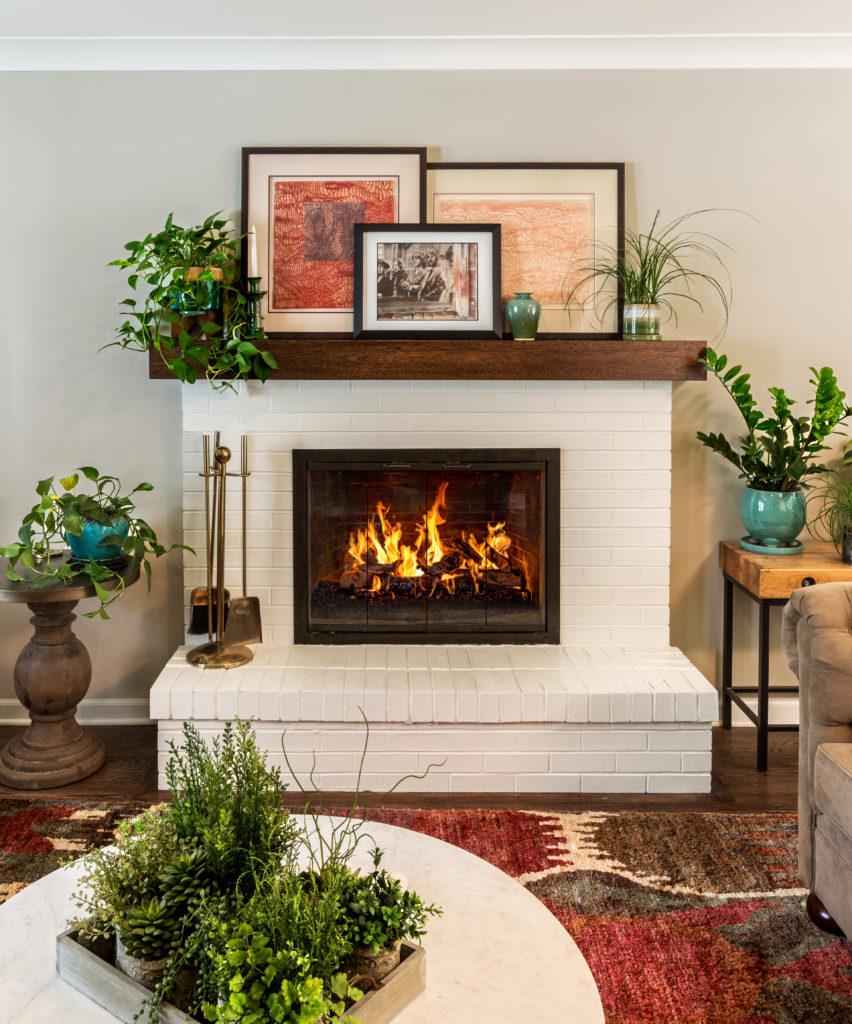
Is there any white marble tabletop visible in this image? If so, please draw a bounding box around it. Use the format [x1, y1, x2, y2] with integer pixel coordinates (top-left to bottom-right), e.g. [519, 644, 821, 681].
[0, 817, 603, 1024]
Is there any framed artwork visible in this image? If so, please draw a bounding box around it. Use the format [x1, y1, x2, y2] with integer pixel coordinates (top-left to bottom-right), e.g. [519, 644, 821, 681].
[353, 223, 502, 340]
[426, 162, 624, 338]
[241, 148, 426, 337]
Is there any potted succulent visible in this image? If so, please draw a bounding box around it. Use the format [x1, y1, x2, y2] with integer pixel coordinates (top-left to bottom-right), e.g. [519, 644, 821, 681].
[807, 443, 852, 563]
[697, 349, 851, 553]
[64, 721, 440, 1024]
[1, 466, 188, 618]
[107, 211, 277, 391]
[339, 845, 440, 983]
[564, 209, 738, 340]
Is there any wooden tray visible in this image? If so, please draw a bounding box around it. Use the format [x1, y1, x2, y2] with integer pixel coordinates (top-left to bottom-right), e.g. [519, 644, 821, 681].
[57, 930, 426, 1024]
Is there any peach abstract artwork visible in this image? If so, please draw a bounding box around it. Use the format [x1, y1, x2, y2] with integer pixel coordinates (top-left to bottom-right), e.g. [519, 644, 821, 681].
[432, 194, 594, 307]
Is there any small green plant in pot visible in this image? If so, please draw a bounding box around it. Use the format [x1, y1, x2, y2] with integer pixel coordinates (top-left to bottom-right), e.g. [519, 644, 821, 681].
[697, 349, 851, 553]
[107, 211, 277, 391]
[564, 209, 738, 340]
[1, 466, 189, 618]
[807, 442, 852, 563]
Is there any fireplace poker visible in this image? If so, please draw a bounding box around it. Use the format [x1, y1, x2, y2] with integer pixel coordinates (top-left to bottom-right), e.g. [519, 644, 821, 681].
[188, 432, 231, 636]
[222, 435, 263, 647]
[187, 439, 254, 670]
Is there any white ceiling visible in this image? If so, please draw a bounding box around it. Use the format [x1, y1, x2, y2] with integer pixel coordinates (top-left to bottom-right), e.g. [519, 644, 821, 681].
[2, 0, 852, 70]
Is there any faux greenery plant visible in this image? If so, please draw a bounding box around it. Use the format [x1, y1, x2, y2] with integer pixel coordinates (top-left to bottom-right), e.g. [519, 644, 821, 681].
[107, 212, 277, 391]
[696, 348, 851, 491]
[68, 719, 442, 1024]
[564, 209, 738, 336]
[339, 846, 441, 954]
[1, 466, 187, 618]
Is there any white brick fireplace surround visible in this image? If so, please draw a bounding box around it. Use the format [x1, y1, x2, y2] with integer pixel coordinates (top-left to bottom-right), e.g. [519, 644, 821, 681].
[151, 378, 718, 793]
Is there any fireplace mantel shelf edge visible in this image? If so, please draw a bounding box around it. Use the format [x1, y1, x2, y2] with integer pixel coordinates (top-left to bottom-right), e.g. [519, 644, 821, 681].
[148, 338, 708, 381]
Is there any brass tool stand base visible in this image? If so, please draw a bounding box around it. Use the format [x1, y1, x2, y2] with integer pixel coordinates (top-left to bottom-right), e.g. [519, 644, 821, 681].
[0, 599, 106, 790]
[186, 642, 254, 669]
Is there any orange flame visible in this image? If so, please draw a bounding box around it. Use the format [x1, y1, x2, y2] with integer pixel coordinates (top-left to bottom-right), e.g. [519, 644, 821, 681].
[369, 575, 383, 593]
[424, 482, 449, 566]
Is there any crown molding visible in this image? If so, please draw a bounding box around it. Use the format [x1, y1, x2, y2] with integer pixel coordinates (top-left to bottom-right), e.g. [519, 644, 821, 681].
[2, 34, 851, 72]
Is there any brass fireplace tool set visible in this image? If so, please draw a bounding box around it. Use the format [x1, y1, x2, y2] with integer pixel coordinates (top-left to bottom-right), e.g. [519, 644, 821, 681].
[187, 432, 262, 669]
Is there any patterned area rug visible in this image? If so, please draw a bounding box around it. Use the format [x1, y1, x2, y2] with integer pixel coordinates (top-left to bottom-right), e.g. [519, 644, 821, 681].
[2, 801, 851, 1023]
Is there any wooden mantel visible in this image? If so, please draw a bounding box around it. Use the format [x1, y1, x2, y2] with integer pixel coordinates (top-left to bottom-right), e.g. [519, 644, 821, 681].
[148, 338, 707, 382]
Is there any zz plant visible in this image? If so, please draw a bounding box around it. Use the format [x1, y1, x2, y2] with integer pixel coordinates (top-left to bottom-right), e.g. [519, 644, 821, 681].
[107, 211, 277, 391]
[697, 348, 851, 492]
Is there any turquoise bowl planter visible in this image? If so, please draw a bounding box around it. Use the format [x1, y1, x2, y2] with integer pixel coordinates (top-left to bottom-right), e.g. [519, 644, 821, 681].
[66, 516, 129, 564]
[740, 486, 806, 552]
[505, 292, 542, 341]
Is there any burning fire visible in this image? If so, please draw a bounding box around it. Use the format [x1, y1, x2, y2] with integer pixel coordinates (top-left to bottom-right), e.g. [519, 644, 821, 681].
[338, 482, 527, 600]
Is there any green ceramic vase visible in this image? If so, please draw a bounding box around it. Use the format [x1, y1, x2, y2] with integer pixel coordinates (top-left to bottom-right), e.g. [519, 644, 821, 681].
[506, 292, 541, 341]
[740, 486, 806, 551]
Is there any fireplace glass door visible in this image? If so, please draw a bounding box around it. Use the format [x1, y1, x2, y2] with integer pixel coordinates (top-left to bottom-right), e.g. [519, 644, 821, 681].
[293, 449, 559, 644]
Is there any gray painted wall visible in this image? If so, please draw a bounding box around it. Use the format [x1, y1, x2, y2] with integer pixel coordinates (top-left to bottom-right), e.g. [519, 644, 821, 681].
[1, 70, 850, 718]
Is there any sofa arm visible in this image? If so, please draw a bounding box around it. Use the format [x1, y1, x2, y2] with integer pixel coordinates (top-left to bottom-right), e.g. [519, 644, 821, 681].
[783, 582, 852, 888]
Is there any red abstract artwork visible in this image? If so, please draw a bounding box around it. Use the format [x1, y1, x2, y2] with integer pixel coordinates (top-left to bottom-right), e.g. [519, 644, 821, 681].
[271, 179, 397, 311]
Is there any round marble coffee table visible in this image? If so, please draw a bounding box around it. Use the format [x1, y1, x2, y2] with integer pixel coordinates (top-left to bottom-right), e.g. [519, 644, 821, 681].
[0, 817, 603, 1024]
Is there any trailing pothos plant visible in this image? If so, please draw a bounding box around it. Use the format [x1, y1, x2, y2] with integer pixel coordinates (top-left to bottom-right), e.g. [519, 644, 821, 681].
[696, 348, 851, 492]
[107, 212, 277, 391]
[1, 466, 189, 618]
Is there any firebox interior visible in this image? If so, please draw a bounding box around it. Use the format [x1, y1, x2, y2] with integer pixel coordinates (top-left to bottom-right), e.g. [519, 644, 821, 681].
[293, 449, 559, 644]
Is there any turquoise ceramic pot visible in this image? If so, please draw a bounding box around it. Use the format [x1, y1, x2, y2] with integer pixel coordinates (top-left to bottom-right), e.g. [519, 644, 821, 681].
[506, 292, 542, 340]
[66, 515, 129, 563]
[740, 486, 806, 549]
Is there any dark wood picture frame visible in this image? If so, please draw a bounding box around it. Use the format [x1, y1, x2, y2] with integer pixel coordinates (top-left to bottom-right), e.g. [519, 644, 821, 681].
[241, 147, 427, 338]
[353, 223, 502, 340]
[426, 162, 625, 339]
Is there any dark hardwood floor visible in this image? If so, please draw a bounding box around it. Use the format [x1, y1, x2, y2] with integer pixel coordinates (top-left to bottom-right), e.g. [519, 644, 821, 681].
[0, 724, 798, 812]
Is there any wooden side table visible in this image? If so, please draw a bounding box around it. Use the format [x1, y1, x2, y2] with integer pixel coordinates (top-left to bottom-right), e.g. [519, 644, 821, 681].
[0, 556, 139, 789]
[719, 539, 852, 771]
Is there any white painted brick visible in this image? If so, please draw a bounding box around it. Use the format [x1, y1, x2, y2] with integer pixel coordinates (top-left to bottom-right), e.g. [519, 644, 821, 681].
[449, 774, 515, 793]
[216, 675, 241, 720]
[450, 730, 516, 751]
[515, 774, 582, 793]
[649, 728, 712, 751]
[551, 752, 616, 772]
[484, 752, 549, 773]
[582, 730, 649, 751]
[453, 671, 479, 723]
[581, 774, 647, 793]
[647, 773, 711, 794]
[516, 729, 583, 751]
[149, 684, 172, 719]
[682, 752, 713, 773]
[616, 751, 682, 773]
[418, 752, 482, 773]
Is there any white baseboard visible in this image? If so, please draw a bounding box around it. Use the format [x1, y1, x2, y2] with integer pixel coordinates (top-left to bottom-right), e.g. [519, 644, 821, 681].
[0, 698, 152, 726]
[730, 694, 799, 727]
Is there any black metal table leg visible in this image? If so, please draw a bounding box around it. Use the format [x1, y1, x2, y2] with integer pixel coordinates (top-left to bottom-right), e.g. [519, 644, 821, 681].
[757, 600, 771, 772]
[722, 576, 733, 729]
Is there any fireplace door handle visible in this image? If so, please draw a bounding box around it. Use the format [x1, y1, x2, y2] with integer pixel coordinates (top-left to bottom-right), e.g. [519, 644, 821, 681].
[443, 461, 472, 469]
[383, 461, 411, 469]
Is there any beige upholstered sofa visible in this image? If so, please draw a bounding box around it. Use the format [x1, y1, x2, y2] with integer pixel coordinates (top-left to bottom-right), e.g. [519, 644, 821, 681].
[783, 582, 852, 938]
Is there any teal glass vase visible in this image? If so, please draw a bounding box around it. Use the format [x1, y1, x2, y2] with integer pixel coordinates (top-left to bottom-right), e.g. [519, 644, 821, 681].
[740, 486, 806, 552]
[66, 515, 129, 564]
[506, 292, 542, 341]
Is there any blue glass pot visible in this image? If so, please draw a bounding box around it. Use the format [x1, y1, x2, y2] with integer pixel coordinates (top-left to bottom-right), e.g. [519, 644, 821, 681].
[740, 486, 806, 550]
[66, 515, 129, 564]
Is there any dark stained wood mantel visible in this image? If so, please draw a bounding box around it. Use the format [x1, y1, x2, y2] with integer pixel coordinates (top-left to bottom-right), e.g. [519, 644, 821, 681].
[148, 338, 707, 382]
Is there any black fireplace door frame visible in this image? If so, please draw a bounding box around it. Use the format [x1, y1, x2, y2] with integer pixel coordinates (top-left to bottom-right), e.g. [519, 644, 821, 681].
[292, 448, 560, 645]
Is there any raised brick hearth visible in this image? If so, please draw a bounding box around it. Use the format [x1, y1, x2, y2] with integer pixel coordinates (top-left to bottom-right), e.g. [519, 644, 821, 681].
[152, 378, 718, 793]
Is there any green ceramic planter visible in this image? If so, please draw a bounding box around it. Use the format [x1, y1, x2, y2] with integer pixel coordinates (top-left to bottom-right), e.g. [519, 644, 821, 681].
[740, 486, 806, 552]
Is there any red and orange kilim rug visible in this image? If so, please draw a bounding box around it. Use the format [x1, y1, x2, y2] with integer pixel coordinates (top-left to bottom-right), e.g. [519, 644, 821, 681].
[2, 802, 851, 1023]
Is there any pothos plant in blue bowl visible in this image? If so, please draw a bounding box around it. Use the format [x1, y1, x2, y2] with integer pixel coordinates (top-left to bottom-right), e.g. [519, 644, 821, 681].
[1, 467, 190, 618]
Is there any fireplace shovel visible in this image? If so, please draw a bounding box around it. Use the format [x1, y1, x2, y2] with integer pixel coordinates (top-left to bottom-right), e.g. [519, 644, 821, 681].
[222, 436, 262, 647]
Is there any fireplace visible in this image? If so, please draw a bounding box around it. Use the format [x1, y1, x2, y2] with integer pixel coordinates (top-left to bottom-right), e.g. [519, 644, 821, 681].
[293, 448, 560, 644]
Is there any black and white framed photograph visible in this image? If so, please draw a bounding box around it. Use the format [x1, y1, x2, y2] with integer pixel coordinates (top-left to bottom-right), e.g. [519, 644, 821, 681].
[353, 223, 502, 339]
